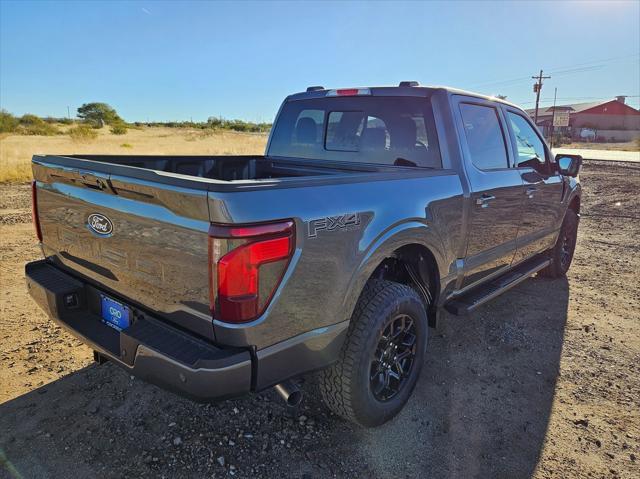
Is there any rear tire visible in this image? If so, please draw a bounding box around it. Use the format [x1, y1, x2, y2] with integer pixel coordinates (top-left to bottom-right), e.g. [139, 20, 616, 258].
[540, 209, 579, 278]
[319, 280, 428, 427]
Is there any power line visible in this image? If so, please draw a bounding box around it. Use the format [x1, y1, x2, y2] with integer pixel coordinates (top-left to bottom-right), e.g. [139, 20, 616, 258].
[519, 97, 606, 105]
[547, 52, 640, 75]
[470, 52, 639, 89]
[516, 94, 640, 105]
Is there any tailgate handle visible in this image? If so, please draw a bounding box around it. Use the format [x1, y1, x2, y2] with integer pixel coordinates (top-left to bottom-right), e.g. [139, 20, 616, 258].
[80, 180, 105, 190]
[77, 171, 108, 190]
[49, 170, 111, 191]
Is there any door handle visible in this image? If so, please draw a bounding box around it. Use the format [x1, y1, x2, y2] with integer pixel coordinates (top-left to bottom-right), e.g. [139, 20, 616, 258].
[476, 194, 496, 208]
[525, 187, 538, 198]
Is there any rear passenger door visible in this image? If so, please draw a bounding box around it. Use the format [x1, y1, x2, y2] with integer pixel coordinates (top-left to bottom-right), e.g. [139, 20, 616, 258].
[454, 98, 524, 288]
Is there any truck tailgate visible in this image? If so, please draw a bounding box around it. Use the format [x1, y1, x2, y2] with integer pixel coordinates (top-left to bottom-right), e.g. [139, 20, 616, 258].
[32, 158, 214, 339]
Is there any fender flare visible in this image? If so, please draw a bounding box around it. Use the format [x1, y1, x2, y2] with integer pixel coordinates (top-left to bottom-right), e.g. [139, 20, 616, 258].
[340, 220, 448, 322]
[566, 184, 582, 213]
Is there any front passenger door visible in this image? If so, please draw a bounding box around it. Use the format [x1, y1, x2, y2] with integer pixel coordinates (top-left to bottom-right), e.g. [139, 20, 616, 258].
[505, 110, 564, 263]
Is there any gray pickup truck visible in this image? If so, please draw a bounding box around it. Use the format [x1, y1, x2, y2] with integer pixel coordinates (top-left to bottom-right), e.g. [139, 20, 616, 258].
[26, 83, 582, 427]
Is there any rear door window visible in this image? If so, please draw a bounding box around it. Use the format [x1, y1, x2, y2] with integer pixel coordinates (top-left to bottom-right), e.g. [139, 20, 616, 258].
[268, 96, 442, 168]
[459, 103, 509, 170]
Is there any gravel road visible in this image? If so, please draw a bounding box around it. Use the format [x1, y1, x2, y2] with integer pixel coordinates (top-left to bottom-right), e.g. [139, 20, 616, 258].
[1, 160, 639, 478]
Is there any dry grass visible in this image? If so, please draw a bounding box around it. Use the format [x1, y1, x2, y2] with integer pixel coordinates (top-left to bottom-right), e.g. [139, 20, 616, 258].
[0, 126, 268, 183]
[561, 140, 640, 151]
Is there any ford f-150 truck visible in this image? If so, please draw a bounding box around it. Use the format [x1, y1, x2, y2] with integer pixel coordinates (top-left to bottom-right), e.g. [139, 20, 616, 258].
[26, 83, 582, 427]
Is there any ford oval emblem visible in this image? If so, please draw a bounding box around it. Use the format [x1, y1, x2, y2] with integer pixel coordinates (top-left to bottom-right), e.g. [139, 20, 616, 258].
[87, 213, 113, 236]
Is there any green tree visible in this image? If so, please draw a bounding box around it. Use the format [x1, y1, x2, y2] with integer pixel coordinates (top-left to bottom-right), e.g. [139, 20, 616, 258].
[77, 102, 122, 127]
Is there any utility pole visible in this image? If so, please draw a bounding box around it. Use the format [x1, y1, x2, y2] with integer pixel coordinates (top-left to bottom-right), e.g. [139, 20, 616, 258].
[67, 106, 70, 120]
[532, 69, 551, 125]
[550, 87, 557, 148]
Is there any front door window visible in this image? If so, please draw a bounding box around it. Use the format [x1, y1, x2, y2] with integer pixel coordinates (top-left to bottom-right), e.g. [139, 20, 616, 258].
[507, 112, 546, 170]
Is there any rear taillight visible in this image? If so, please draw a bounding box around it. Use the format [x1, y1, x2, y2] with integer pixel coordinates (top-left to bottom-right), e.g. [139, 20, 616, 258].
[208, 220, 295, 323]
[31, 180, 43, 242]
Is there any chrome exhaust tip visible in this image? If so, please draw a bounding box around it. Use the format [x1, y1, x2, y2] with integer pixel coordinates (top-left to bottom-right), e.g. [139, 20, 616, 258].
[274, 380, 303, 407]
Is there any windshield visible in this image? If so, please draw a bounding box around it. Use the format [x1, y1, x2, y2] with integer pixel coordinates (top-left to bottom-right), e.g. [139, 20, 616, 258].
[268, 96, 442, 168]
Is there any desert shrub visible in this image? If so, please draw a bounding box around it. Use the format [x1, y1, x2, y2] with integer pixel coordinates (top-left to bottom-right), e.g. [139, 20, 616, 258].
[21, 123, 60, 135]
[120, 143, 133, 148]
[68, 124, 99, 142]
[0, 110, 19, 133]
[137, 117, 274, 133]
[43, 116, 74, 125]
[0, 161, 32, 183]
[17, 114, 60, 135]
[206, 117, 271, 133]
[18, 114, 42, 125]
[110, 123, 128, 135]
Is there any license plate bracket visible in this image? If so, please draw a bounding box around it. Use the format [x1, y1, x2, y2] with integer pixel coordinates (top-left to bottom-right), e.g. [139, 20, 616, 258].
[100, 294, 130, 331]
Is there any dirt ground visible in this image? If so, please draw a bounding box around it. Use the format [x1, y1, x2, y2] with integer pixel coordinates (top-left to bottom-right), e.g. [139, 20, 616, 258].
[0, 160, 638, 479]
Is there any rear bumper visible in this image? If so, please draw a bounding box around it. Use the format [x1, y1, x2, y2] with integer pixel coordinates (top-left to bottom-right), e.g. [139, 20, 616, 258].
[25, 260, 252, 401]
[26, 259, 350, 400]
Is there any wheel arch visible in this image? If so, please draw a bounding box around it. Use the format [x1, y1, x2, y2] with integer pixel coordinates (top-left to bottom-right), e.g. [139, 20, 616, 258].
[341, 223, 446, 329]
[368, 243, 441, 327]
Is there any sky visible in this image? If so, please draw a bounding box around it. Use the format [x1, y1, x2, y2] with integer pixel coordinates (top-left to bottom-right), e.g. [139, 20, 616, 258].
[1, 0, 639, 122]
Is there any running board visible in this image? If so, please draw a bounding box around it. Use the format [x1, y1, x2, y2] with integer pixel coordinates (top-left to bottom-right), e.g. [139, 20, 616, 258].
[445, 257, 551, 315]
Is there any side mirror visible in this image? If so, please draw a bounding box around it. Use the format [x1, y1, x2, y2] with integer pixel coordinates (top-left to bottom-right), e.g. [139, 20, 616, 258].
[556, 154, 582, 177]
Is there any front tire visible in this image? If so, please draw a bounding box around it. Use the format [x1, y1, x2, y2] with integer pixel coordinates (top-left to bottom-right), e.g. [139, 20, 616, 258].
[319, 280, 428, 427]
[540, 209, 579, 278]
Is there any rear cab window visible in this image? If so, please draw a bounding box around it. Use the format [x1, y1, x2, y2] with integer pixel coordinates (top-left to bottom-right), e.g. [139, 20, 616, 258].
[268, 96, 442, 169]
[292, 109, 324, 146]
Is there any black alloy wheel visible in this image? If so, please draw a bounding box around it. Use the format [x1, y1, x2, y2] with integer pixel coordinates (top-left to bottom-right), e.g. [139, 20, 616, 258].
[370, 314, 417, 402]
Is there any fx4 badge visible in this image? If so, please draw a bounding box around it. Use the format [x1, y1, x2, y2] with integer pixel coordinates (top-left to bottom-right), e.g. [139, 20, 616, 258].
[308, 213, 361, 238]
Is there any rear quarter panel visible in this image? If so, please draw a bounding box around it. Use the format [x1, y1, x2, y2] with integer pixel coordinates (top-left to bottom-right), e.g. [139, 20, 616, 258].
[209, 172, 464, 348]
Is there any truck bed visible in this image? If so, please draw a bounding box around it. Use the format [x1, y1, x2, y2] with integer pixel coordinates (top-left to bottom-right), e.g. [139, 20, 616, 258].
[32, 154, 441, 197]
[62, 154, 378, 182]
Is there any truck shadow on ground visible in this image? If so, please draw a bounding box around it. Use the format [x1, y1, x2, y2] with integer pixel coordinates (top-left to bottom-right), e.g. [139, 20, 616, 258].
[355, 275, 570, 478]
[0, 276, 569, 479]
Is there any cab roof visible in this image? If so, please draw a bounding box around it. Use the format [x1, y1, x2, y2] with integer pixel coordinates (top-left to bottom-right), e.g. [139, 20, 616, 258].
[286, 83, 521, 110]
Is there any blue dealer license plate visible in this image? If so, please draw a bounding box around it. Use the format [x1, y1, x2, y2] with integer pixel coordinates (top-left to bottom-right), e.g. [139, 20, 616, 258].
[100, 295, 130, 331]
